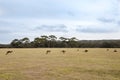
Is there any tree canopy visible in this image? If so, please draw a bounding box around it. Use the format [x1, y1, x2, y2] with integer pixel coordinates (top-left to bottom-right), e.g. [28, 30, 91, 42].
[1, 35, 120, 48]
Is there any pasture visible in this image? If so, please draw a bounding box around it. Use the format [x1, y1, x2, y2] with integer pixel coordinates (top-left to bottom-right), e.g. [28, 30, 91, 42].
[0, 48, 120, 80]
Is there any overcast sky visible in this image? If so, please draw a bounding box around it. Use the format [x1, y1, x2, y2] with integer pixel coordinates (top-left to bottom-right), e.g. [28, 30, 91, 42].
[0, 0, 120, 43]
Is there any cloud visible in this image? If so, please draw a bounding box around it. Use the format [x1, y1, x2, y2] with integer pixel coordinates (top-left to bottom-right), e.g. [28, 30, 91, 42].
[0, 29, 11, 34]
[0, 8, 4, 16]
[0, 0, 120, 43]
[98, 18, 115, 23]
[35, 24, 68, 32]
[117, 21, 120, 25]
[0, 0, 118, 20]
[76, 25, 118, 33]
[0, 20, 13, 26]
[0, 0, 76, 19]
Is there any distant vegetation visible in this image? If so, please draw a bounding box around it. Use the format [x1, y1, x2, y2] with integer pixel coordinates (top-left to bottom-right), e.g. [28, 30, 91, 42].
[0, 35, 120, 48]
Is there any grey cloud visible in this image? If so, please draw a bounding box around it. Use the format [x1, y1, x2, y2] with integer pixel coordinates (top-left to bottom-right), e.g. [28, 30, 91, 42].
[76, 25, 117, 33]
[0, 20, 13, 26]
[35, 24, 68, 32]
[0, 29, 11, 34]
[67, 11, 75, 16]
[117, 21, 120, 25]
[0, 0, 75, 19]
[98, 18, 115, 23]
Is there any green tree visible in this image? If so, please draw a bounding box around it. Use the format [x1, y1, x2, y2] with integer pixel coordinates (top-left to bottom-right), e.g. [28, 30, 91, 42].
[49, 35, 57, 47]
[68, 37, 79, 48]
[11, 39, 22, 48]
[21, 37, 30, 43]
[34, 37, 41, 47]
[40, 35, 49, 47]
[21, 37, 30, 47]
[59, 37, 68, 47]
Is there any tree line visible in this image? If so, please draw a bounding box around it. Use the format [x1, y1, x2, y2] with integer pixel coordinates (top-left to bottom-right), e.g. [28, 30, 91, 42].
[1, 35, 120, 48]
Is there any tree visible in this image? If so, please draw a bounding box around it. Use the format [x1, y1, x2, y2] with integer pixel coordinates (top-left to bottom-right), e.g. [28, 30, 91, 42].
[11, 39, 22, 48]
[100, 41, 113, 48]
[59, 37, 68, 42]
[33, 37, 41, 47]
[49, 35, 57, 41]
[9, 35, 120, 48]
[49, 35, 57, 47]
[21, 37, 30, 47]
[59, 37, 68, 47]
[40, 35, 49, 47]
[68, 37, 79, 48]
[21, 37, 30, 44]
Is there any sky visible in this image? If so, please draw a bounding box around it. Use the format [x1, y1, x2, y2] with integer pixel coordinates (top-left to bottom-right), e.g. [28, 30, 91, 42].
[0, 0, 120, 43]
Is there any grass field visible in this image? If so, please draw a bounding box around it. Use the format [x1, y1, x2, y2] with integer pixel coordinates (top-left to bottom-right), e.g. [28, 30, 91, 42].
[0, 48, 120, 80]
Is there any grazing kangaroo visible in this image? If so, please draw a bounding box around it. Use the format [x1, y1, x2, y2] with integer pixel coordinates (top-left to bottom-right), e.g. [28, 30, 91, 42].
[46, 50, 51, 54]
[107, 49, 109, 51]
[84, 50, 88, 52]
[114, 50, 117, 52]
[61, 50, 66, 54]
[6, 51, 13, 55]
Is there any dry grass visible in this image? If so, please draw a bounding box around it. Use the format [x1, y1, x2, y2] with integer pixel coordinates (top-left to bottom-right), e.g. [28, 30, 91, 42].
[0, 48, 120, 80]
